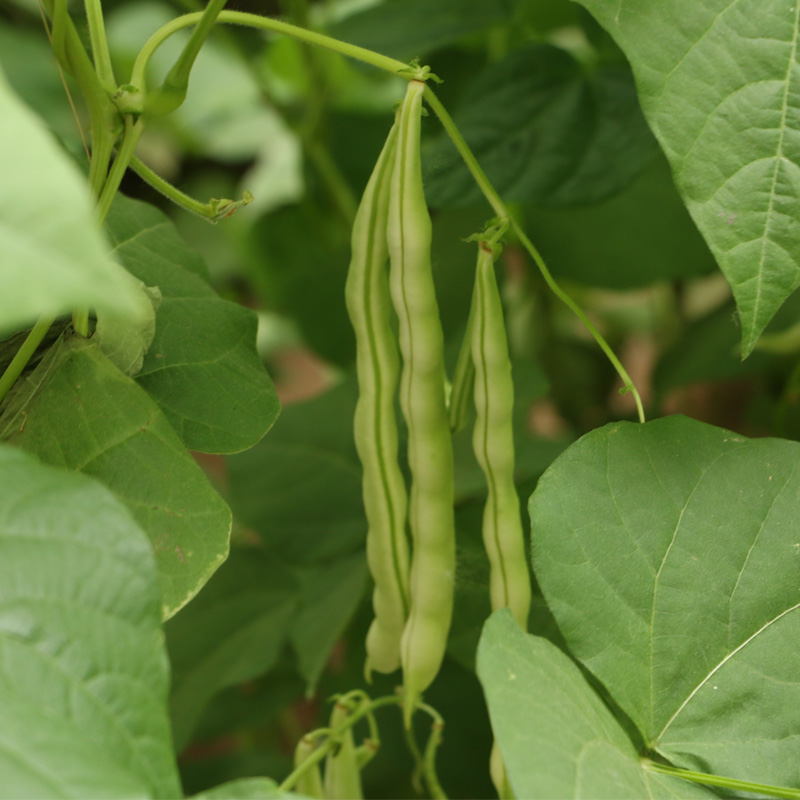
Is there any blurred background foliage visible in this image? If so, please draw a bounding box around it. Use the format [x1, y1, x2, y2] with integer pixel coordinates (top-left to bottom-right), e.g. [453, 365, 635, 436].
[3, 0, 800, 795]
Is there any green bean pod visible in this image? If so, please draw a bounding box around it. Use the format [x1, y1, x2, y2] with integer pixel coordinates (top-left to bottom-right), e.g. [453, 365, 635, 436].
[345, 121, 412, 677]
[471, 238, 531, 628]
[293, 734, 324, 799]
[323, 700, 363, 800]
[447, 292, 477, 433]
[388, 79, 456, 725]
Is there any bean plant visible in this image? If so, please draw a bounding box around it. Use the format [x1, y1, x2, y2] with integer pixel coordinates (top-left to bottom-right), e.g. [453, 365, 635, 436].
[2, 0, 800, 798]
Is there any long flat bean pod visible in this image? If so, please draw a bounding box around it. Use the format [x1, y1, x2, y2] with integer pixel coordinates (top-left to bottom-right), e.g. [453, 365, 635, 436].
[387, 79, 456, 725]
[471, 236, 531, 627]
[345, 121, 411, 677]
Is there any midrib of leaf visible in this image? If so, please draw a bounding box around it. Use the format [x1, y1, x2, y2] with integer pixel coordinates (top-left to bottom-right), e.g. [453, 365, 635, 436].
[645, 444, 720, 742]
[655, 600, 800, 743]
[749, 3, 800, 349]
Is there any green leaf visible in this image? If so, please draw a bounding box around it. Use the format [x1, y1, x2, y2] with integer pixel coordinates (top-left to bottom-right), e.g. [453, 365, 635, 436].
[288, 552, 367, 690]
[0, 444, 181, 799]
[226, 379, 369, 690]
[166, 548, 298, 751]
[105, 195, 280, 454]
[653, 301, 774, 396]
[423, 43, 657, 209]
[244, 203, 355, 368]
[328, 0, 515, 62]
[530, 416, 800, 785]
[190, 778, 302, 799]
[573, 1, 800, 354]
[0, 21, 77, 144]
[0, 336, 231, 618]
[95, 278, 161, 376]
[477, 610, 714, 799]
[524, 155, 717, 289]
[0, 66, 145, 337]
[227, 380, 365, 565]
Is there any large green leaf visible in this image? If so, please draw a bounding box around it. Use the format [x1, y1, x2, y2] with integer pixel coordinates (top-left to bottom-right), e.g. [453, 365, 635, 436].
[0, 67, 144, 337]
[477, 611, 713, 799]
[166, 548, 298, 751]
[226, 379, 369, 690]
[0, 336, 231, 618]
[244, 203, 355, 368]
[0, 444, 181, 799]
[530, 416, 800, 785]
[573, 0, 800, 355]
[105, 195, 280, 454]
[423, 43, 657, 209]
[227, 380, 365, 565]
[524, 155, 717, 289]
[0, 21, 77, 144]
[287, 552, 367, 690]
[328, 0, 514, 62]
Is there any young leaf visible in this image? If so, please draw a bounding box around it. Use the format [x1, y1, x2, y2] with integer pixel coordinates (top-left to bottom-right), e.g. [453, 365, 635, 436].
[0, 444, 181, 798]
[0, 67, 144, 337]
[95, 277, 161, 376]
[423, 43, 657, 209]
[166, 548, 298, 751]
[105, 195, 280, 454]
[573, 0, 800, 355]
[0, 336, 231, 618]
[477, 610, 713, 799]
[530, 415, 800, 786]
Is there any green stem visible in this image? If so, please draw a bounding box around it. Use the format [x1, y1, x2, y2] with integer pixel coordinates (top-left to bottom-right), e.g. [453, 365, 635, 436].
[422, 86, 646, 424]
[279, 694, 401, 792]
[96, 116, 143, 225]
[83, 0, 116, 90]
[72, 309, 89, 337]
[416, 702, 447, 800]
[147, 0, 229, 117]
[126, 13, 644, 419]
[280, 734, 336, 792]
[88, 124, 116, 199]
[130, 10, 407, 92]
[0, 316, 56, 406]
[403, 718, 426, 794]
[40, 0, 119, 172]
[422, 720, 447, 800]
[643, 760, 800, 799]
[50, 0, 69, 68]
[128, 155, 252, 221]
